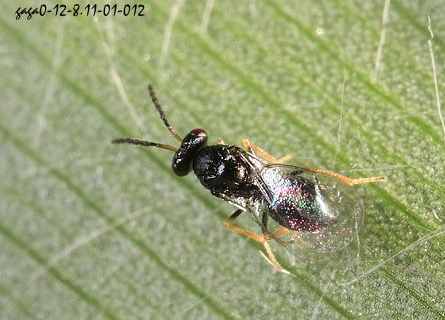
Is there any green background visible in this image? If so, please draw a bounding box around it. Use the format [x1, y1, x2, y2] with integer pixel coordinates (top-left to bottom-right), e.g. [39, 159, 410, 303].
[1, 1, 445, 319]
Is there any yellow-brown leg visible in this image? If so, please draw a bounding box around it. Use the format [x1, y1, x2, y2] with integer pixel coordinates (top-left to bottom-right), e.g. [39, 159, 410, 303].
[224, 209, 265, 242]
[224, 209, 285, 271]
[308, 167, 386, 186]
[216, 139, 226, 145]
[264, 227, 292, 240]
[242, 138, 292, 164]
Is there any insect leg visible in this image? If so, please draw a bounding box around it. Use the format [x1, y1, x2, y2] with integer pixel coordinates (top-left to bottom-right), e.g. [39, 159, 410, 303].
[224, 209, 264, 242]
[261, 240, 284, 272]
[260, 212, 287, 271]
[224, 209, 284, 271]
[242, 138, 292, 164]
[275, 154, 293, 164]
[264, 228, 292, 240]
[216, 139, 226, 145]
[262, 211, 293, 242]
[308, 168, 386, 186]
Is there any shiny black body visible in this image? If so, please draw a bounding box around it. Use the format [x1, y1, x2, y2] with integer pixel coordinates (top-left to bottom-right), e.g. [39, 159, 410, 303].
[114, 125, 328, 233]
[171, 129, 324, 233]
[112, 85, 384, 263]
[172, 129, 261, 200]
[193, 145, 261, 199]
[112, 84, 336, 236]
[266, 174, 325, 232]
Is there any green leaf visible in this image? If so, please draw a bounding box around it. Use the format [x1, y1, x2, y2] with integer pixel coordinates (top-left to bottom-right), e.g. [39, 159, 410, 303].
[2, 1, 445, 319]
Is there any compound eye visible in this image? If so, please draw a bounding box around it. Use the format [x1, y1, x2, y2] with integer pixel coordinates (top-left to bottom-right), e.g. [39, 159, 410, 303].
[190, 128, 207, 137]
[172, 129, 208, 176]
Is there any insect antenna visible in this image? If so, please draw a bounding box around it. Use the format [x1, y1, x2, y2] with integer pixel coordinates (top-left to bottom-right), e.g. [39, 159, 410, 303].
[148, 84, 182, 142]
[112, 85, 182, 152]
[112, 138, 177, 152]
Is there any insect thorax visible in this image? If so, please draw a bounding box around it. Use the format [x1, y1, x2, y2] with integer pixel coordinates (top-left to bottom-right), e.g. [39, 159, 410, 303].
[192, 145, 260, 199]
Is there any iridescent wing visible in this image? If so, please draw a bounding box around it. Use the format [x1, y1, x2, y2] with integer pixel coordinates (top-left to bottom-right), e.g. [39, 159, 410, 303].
[252, 164, 364, 252]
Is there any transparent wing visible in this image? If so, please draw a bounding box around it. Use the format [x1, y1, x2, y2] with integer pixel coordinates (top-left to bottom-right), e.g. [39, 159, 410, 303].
[253, 164, 364, 252]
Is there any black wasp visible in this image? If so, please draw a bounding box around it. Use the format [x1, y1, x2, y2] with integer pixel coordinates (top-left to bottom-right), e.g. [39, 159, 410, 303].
[113, 85, 386, 271]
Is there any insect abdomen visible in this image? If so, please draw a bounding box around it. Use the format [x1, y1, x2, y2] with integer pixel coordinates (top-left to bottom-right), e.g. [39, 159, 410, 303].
[267, 176, 338, 232]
